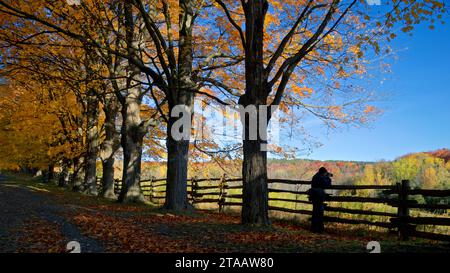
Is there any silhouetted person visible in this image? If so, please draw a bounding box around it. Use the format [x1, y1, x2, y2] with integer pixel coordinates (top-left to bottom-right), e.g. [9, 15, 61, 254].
[309, 167, 332, 233]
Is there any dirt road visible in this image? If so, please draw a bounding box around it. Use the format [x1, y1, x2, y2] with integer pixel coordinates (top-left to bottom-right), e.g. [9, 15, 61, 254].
[0, 174, 103, 252]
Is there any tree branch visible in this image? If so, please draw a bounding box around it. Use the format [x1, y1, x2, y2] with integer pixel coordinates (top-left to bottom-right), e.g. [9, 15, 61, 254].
[215, 0, 246, 48]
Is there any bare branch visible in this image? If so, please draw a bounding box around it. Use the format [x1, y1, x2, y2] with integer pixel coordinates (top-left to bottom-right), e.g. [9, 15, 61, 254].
[215, 0, 246, 48]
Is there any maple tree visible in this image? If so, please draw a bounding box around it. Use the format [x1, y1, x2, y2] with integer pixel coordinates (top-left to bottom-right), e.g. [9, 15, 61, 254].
[0, 1, 165, 200]
[0, 2, 124, 195]
[0, 0, 203, 205]
[0, 77, 83, 174]
[206, 0, 446, 225]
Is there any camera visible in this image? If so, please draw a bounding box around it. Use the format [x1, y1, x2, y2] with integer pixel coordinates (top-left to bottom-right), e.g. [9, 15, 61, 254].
[326, 172, 333, 177]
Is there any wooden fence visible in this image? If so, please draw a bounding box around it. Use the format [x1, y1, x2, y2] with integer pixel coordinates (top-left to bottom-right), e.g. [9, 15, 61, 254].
[110, 176, 450, 242]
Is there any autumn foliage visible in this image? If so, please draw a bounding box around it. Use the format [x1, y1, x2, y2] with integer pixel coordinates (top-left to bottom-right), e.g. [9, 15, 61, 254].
[0, 0, 447, 225]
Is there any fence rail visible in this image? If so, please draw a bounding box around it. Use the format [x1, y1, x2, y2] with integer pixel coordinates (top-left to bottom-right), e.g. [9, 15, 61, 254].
[109, 176, 450, 242]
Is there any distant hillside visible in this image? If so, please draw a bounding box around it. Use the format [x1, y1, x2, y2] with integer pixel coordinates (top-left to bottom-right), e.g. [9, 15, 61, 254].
[427, 149, 450, 162]
[114, 148, 449, 189]
[400, 148, 450, 162]
[266, 159, 368, 184]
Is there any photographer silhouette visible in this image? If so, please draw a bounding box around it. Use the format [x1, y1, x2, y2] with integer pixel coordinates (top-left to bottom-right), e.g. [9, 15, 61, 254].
[309, 167, 332, 233]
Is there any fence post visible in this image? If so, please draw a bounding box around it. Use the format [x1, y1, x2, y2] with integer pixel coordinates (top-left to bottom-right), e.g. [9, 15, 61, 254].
[149, 176, 154, 203]
[218, 174, 227, 213]
[95, 176, 99, 192]
[114, 179, 119, 195]
[191, 176, 198, 205]
[397, 179, 411, 240]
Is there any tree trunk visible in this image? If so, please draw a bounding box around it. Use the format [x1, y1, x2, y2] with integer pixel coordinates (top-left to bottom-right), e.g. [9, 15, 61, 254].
[240, 0, 270, 225]
[242, 139, 269, 225]
[58, 160, 70, 187]
[163, 0, 196, 211]
[46, 164, 55, 183]
[72, 157, 85, 192]
[102, 156, 116, 199]
[34, 169, 42, 177]
[30, 168, 39, 176]
[100, 94, 119, 199]
[84, 89, 99, 195]
[240, 108, 270, 225]
[164, 117, 190, 210]
[118, 95, 145, 203]
[117, 1, 145, 203]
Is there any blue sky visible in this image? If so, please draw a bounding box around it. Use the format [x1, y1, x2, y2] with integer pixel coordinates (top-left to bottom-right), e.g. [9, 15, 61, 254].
[299, 19, 450, 162]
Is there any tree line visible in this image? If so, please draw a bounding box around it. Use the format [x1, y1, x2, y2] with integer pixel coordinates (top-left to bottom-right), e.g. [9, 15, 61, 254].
[0, 0, 446, 225]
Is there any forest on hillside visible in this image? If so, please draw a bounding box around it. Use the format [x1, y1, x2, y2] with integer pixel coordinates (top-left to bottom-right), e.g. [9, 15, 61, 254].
[138, 149, 450, 191]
